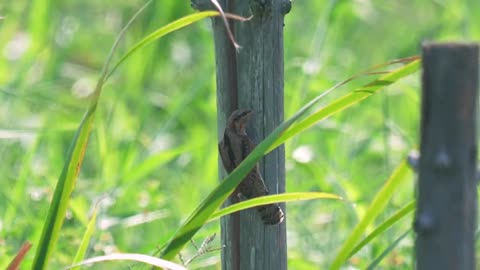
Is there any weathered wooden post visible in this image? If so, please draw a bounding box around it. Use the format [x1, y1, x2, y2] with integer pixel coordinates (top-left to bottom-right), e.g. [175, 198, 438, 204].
[415, 43, 478, 269]
[191, 0, 290, 269]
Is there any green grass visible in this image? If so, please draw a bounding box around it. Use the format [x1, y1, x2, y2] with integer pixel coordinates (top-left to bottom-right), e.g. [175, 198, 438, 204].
[0, 0, 479, 269]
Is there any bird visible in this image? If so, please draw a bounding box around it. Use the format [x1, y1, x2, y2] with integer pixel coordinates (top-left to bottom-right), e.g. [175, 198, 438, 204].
[218, 109, 284, 225]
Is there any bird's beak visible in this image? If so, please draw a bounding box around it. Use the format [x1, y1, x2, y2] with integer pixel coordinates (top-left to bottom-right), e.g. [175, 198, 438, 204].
[243, 110, 253, 122]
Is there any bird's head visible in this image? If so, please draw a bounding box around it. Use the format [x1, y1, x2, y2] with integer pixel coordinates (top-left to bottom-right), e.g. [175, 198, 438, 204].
[227, 109, 253, 134]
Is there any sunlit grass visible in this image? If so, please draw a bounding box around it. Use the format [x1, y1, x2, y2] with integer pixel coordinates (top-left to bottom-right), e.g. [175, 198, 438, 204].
[0, 0, 478, 269]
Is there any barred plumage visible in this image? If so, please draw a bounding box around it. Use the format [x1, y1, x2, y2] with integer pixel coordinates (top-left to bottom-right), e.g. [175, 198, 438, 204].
[218, 109, 284, 225]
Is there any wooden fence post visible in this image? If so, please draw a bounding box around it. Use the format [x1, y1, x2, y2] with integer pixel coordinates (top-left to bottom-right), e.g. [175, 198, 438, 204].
[191, 0, 291, 269]
[415, 43, 479, 269]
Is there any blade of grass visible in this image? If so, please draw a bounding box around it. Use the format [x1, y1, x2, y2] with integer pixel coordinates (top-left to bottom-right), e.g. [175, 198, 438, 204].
[64, 254, 186, 270]
[365, 229, 411, 270]
[31, 105, 97, 269]
[32, 7, 243, 268]
[269, 58, 420, 152]
[348, 200, 415, 258]
[208, 192, 342, 222]
[31, 2, 152, 268]
[329, 161, 411, 270]
[31, 4, 237, 267]
[105, 11, 250, 80]
[7, 242, 32, 270]
[158, 58, 420, 260]
[71, 205, 99, 268]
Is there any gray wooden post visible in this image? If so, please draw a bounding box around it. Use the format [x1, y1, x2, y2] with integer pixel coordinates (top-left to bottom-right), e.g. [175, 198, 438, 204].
[191, 0, 290, 269]
[415, 43, 478, 270]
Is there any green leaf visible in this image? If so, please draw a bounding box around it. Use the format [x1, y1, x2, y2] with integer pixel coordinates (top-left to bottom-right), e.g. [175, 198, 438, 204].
[348, 200, 415, 258]
[71, 205, 99, 268]
[31, 105, 97, 270]
[31, 8, 236, 268]
[209, 192, 342, 222]
[269, 59, 420, 151]
[31, 2, 152, 266]
[366, 230, 411, 270]
[329, 161, 411, 270]
[106, 11, 232, 80]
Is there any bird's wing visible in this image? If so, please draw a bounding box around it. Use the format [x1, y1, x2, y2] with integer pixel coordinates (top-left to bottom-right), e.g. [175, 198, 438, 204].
[244, 136, 256, 154]
[218, 135, 235, 173]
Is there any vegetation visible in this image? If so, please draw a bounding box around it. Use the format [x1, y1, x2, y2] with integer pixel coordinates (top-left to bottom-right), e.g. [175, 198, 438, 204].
[0, 0, 478, 269]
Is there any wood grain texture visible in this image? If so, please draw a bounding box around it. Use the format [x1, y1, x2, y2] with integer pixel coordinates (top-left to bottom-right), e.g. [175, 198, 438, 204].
[191, 0, 290, 269]
[415, 43, 478, 270]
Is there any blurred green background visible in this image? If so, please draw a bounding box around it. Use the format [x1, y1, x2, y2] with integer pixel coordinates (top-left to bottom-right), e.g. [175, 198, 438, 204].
[0, 0, 478, 269]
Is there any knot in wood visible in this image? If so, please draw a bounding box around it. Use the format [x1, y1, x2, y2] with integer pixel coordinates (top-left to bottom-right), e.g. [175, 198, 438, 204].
[414, 213, 435, 235]
[281, 0, 292, 14]
[433, 150, 451, 171]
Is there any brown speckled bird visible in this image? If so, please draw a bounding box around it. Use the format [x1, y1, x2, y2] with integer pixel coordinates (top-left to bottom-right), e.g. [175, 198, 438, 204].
[218, 109, 284, 225]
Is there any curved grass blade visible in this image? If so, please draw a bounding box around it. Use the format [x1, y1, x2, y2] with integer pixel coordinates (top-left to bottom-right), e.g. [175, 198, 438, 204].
[31, 105, 97, 269]
[106, 11, 250, 80]
[31, 8, 247, 268]
[71, 205, 99, 269]
[269, 58, 420, 152]
[329, 161, 411, 270]
[348, 200, 415, 258]
[366, 229, 411, 270]
[208, 192, 342, 222]
[31, 2, 152, 269]
[158, 58, 420, 260]
[64, 253, 186, 270]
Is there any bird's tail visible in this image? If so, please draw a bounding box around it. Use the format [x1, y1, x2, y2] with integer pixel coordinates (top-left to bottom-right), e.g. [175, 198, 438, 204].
[258, 203, 285, 225]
